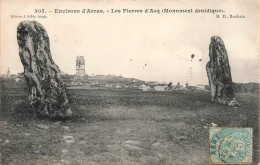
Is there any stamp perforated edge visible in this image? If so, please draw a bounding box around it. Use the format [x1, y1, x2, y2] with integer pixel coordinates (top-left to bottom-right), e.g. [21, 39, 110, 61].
[208, 127, 253, 165]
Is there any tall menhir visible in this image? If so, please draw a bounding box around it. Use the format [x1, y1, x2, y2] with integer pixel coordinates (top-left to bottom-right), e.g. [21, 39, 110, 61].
[206, 36, 238, 106]
[17, 20, 72, 117]
[76, 56, 85, 77]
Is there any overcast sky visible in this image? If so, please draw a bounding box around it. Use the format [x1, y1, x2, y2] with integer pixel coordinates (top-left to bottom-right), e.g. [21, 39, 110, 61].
[1, 0, 259, 85]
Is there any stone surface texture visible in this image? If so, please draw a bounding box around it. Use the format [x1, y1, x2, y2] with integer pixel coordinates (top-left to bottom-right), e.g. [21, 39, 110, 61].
[206, 36, 238, 106]
[17, 20, 72, 117]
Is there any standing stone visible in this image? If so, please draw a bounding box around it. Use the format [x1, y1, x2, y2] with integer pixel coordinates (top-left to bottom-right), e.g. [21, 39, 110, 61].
[17, 20, 72, 117]
[206, 36, 238, 106]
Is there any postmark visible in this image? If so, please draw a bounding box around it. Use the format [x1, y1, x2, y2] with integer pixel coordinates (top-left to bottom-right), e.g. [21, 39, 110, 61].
[209, 127, 252, 164]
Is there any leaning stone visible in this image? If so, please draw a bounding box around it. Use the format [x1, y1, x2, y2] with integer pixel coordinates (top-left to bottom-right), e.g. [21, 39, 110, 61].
[17, 20, 72, 117]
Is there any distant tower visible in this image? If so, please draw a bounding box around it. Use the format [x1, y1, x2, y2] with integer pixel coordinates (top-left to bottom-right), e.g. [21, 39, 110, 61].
[76, 56, 85, 77]
[7, 68, 10, 77]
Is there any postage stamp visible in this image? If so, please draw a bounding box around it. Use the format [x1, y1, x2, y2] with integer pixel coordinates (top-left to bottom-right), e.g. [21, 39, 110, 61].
[209, 127, 252, 164]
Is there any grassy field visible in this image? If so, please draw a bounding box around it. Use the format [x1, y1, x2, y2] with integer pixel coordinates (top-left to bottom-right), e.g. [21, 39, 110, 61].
[0, 88, 259, 165]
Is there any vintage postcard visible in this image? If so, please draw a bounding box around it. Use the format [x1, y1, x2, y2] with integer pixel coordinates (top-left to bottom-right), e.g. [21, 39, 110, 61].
[0, 0, 259, 164]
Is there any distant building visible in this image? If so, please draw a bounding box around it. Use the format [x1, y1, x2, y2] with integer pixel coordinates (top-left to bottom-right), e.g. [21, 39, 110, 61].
[196, 84, 206, 90]
[15, 77, 21, 82]
[139, 84, 151, 91]
[7, 68, 10, 77]
[76, 56, 85, 77]
[154, 86, 167, 91]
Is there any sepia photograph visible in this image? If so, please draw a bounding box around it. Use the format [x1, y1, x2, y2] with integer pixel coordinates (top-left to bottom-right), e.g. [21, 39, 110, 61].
[0, 0, 259, 164]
